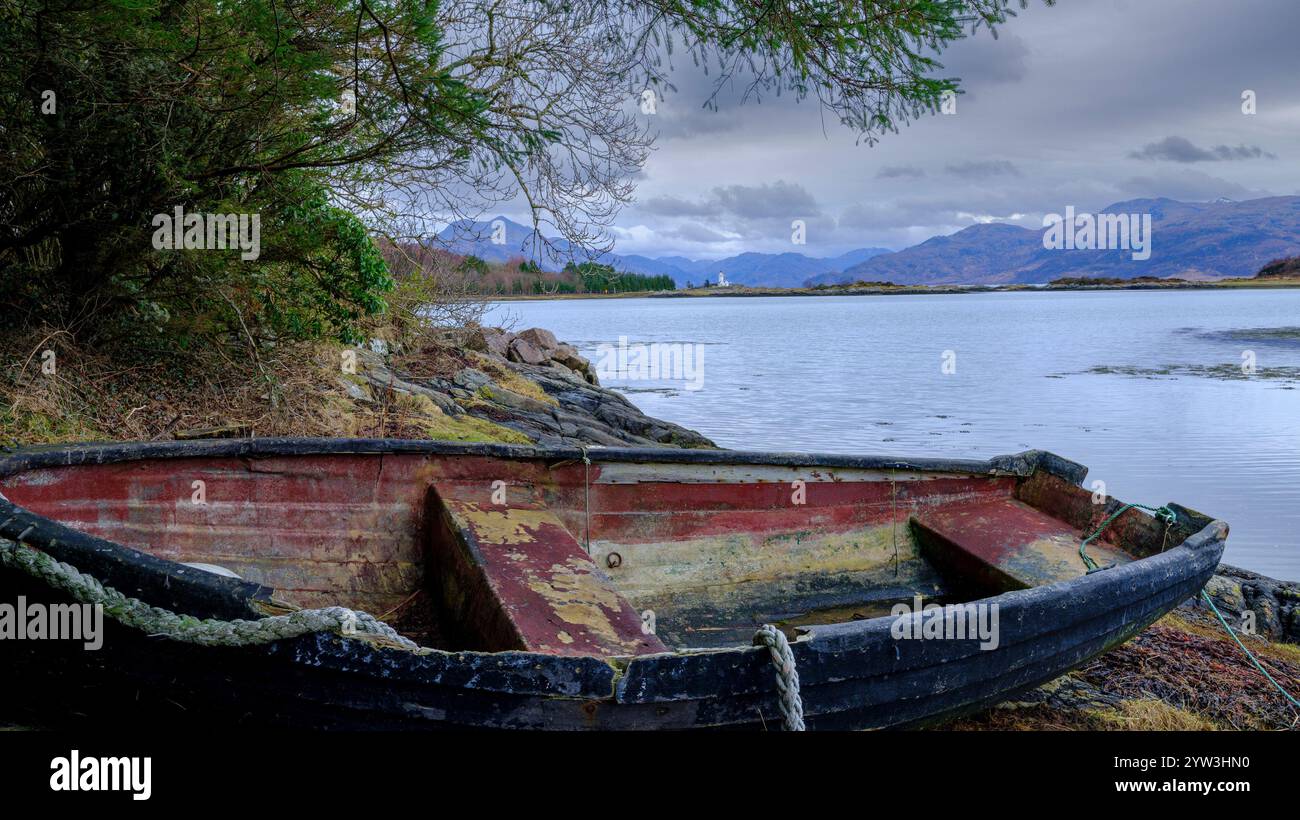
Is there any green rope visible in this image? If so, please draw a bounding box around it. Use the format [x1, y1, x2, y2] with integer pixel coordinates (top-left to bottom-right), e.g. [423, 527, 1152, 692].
[1078, 502, 1175, 572]
[1199, 589, 1300, 710]
[1078, 501, 1300, 711]
[1196, 589, 1300, 712]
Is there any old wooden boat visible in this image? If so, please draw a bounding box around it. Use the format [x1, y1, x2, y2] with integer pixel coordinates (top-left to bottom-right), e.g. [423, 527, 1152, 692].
[0, 439, 1226, 730]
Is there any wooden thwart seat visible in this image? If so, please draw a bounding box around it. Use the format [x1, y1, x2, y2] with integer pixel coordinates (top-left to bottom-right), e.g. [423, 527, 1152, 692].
[910, 497, 1132, 592]
[427, 481, 667, 656]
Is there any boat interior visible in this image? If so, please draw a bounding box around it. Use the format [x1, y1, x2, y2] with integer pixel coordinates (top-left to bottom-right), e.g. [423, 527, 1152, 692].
[0, 452, 1205, 653]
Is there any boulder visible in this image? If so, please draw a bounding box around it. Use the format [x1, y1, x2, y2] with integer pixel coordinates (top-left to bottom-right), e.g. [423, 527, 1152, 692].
[468, 327, 513, 359]
[508, 337, 549, 366]
[331, 323, 715, 450]
[452, 368, 495, 392]
[361, 368, 461, 415]
[551, 343, 579, 363]
[551, 343, 598, 384]
[336, 376, 373, 403]
[486, 334, 512, 358]
[1202, 564, 1300, 643]
[1202, 574, 1246, 616]
[516, 327, 559, 353]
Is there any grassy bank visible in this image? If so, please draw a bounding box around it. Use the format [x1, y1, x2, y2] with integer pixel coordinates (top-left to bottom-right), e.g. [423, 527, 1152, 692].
[0, 328, 531, 448]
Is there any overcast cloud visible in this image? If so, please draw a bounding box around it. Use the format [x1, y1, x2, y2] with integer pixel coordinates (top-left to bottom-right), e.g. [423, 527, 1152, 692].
[525, 0, 1300, 258]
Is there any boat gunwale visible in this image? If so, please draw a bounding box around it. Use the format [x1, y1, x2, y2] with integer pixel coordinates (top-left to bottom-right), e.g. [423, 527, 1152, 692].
[0, 436, 1088, 482]
[0, 438, 1086, 622]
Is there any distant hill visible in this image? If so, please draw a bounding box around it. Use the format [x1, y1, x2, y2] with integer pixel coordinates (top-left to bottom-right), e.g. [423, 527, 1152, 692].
[440, 196, 1300, 290]
[806, 223, 1037, 287]
[1256, 256, 1300, 278]
[809, 196, 1300, 286]
[435, 216, 890, 287]
[437, 216, 574, 267]
[668, 250, 886, 288]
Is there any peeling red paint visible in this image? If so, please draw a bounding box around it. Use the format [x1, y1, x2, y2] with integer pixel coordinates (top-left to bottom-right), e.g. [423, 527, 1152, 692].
[0, 451, 1096, 653]
[913, 497, 1131, 590]
[430, 483, 666, 657]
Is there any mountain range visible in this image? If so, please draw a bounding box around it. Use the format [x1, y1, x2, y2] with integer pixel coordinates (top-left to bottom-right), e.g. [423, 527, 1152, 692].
[438, 196, 1300, 289]
[808, 196, 1300, 286]
[436, 218, 890, 288]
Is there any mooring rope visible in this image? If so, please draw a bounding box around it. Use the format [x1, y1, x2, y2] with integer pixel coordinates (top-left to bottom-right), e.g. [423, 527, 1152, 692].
[1077, 504, 1299, 712]
[1078, 502, 1175, 572]
[753, 624, 805, 731]
[0, 535, 417, 650]
[1199, 589, 1300, 710]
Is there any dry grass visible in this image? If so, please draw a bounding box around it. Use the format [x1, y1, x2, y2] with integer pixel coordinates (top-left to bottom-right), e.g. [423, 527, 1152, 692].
[1089, 699, 1220, 731]
[0, 326, 527, 447]
[466, 351, 558, 406]
[946, 702, 1100, 731]
[1076, 616, 1300, 730]
[947, 699, 1219, 732]
[951, 613, 1300, 731]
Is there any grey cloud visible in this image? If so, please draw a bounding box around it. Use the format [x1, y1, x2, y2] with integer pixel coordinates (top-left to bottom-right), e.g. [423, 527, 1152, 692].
[640, 180, 820, 221]
[877, 165, 926, 179]
[648, 102, 747, 140]
[838, 200, 1000, 232]
[665, 222, 731, 243]
[1118, 170, 1272, 201]
[712, 181, 820, 219]
[945, 160, 1021, 179]
[641, 59, 810, 141]
[838, 202, 926, 231]
[606, 1, 1300, 258]
[638, 194, 717, 217]
[1212, 144, 1277, 160]
[1129, 136, 1276, 162]
[933, 31, 1031, 85]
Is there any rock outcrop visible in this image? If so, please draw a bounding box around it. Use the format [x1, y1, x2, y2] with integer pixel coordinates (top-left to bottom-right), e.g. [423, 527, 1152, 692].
[1198, 563, 1300, 643]
[362, 326, 713, 449]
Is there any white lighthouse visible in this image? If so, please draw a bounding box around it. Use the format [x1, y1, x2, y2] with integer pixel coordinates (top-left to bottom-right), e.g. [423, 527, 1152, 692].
[717, 271, 730, 287]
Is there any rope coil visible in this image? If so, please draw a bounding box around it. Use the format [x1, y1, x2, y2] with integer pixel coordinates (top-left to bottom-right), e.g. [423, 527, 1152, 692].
[753, 624, 805, 731]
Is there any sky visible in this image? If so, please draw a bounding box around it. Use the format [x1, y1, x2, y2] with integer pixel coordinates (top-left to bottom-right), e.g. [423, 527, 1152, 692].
[556, 0, 1300, 260]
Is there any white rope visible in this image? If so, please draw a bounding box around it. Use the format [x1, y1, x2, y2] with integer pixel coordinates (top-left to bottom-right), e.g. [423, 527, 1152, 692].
[0, 537, 418, 649]
[753, 624, 805, 731]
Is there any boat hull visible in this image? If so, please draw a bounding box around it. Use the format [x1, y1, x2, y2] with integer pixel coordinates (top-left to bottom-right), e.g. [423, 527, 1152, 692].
[0, 439, 1226, 730]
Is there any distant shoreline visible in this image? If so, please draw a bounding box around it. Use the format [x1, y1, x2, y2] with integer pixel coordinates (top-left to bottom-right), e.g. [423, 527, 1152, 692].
[489, 276, 1300, 301]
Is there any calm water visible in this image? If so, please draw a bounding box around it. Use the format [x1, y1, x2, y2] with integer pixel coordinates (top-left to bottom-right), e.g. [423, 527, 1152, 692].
[486, 290, 1300, 580]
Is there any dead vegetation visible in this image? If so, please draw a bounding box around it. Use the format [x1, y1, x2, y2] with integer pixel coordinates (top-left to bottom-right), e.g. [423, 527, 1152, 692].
[0, 325, 526, 447]
[950, 612, 1300, 731]
[1075, 614, 1300, 730]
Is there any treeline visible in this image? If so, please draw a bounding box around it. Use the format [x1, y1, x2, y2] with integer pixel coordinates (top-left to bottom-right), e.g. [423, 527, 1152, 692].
[385, 247, 676, 295]
[553, 262, 675, 294]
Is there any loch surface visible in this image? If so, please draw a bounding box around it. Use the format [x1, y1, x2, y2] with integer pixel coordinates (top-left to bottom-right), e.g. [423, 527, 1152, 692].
[487, 289, 1300, 580]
